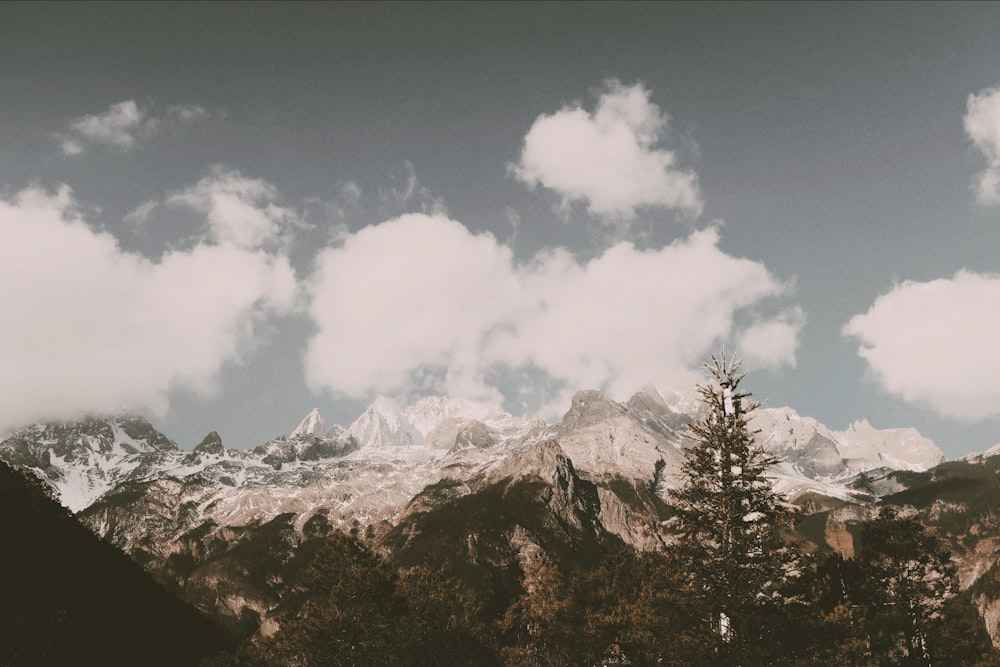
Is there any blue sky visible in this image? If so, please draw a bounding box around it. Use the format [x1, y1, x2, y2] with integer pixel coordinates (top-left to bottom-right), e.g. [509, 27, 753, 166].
[3, 3, 1000, 458]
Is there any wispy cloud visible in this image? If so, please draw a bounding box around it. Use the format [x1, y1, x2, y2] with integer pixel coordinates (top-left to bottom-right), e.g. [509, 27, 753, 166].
[122, 199, 158, 228]
[166, 166, 300, 251]
[965, 86, 1000, 205]
[377, 160, 447, 218]
[844, 271, 1000, 421]
[511, 80, 702, 221]
[58, 99, 211, 155]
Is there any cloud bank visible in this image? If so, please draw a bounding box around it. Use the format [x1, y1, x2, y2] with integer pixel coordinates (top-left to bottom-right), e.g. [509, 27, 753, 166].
[844, 271, 1000, 421]
[965, 86, 1000, 205]
[511, 80, 703, 220]
[305, 214, 797, 417]
[0, 185, 296, 433]
[59, 100, 210, 155]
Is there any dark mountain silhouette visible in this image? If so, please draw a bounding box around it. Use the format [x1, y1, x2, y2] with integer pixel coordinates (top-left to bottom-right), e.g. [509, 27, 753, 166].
[0, 460, 233, 666]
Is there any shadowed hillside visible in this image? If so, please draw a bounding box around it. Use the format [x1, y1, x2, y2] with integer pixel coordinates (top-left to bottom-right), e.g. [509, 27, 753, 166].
[0, 461, 233, 666]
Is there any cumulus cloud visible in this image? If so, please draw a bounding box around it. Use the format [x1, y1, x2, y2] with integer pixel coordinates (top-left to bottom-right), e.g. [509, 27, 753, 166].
[0, 185, 297, 433]
[511, 80, 702, 220]
[304, 214, 797, 418]
[59, 99, 211, 155]
[844, 271, 1000, 420]
[965, 86, 1000, 205]
[166, 166, 299, 250]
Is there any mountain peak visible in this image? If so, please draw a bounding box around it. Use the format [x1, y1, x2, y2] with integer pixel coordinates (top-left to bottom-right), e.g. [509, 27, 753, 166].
[348, 397, 422, 448]
[634, 385, 667, 406]
[835, 420, 944, 471]
[290, 408, 326, 439]
[193, 431, 224, 455]
[561, 390, 627, 431]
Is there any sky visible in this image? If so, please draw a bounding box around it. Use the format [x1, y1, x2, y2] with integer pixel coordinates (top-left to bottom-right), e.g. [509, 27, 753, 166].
[3, 3, 1000, 459]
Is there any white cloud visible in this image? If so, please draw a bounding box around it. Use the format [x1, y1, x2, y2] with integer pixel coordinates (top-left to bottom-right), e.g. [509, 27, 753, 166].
[844, 271, 1000, 421]
[0, 185, 297, 433]
[59, 99, 211, 155]
[166, 166, 299, 250]
[737, 309, 805, 370]
[304, 214, 797, 418]
[965, 86, 1000, 205]
[511, 80, 702, 220]
[67, 100, 146, 151]
[304, 214, 520, 403]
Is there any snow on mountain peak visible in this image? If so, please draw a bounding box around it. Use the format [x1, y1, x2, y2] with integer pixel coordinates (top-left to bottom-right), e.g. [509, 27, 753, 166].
[835, 420, 944, 471]
[403, 396, 499, 436]
[753, 409, 945, 477]
[963, 441, 1000, 463]
[348, 397, 423, 449]
[290, 408, 326, 439]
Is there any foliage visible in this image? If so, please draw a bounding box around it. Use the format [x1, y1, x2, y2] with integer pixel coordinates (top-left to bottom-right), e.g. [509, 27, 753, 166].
[857, 507, 957, 663]
[793, 508, 996, 666]
[667, 353, 801, 661]
[240, 532, 494, 666]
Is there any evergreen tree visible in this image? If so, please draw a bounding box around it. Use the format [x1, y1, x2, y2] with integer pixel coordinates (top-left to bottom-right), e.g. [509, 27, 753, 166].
[667, 353, 800, 663]
[855, 506, 963, 666]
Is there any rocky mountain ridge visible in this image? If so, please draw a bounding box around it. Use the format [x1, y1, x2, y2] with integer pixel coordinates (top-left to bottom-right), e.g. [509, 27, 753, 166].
[1, 388, 968, 640]
[0, 389, 946, 519]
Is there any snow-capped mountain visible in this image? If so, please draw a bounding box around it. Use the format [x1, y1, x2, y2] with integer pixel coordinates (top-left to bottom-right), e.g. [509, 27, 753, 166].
[835, 418, 944, 471]
[555, 388, 688, 484]
[0, 415, 179, 511]
[346, 396, 424, 449]
[0, 393, 948, 522]
[289, 408, 326, 439]
[751, 407, 945, 480]
[0, 391, 960, 641]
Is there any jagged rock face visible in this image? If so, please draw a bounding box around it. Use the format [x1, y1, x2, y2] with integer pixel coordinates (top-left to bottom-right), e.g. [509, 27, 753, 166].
[0, 416, 180, 511]
[252, 433, 359, 467]
[1, 415, 177, 462]
[290, 408, 326, 439]
[194, 431, 225, 456]
[556, 389, 688, 485]
[381, 439, 607, 602]
[593, 484, 665, 552]
[624, 387, 694, 444]
[424, 418, 497, 451]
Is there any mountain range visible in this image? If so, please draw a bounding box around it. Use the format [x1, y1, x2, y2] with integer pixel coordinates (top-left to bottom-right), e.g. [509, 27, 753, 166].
[8, 387, 1000, 647]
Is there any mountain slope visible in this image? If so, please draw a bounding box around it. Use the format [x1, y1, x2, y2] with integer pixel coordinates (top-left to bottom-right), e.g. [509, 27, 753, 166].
[0, 460, 232, 666]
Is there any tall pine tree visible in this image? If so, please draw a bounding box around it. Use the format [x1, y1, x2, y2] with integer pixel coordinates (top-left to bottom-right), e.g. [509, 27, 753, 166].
[668, 353, 800, 662]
